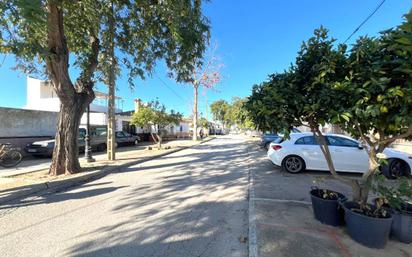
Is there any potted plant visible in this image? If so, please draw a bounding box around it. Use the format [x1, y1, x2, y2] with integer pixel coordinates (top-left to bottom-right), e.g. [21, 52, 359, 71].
[341, 199, 393, 248]
[310, 186, 346, 226]
[373, 174, 412, 243]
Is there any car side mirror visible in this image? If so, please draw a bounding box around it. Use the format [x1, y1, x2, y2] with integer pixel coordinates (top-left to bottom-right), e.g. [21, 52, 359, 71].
[358, 144, 364, 150]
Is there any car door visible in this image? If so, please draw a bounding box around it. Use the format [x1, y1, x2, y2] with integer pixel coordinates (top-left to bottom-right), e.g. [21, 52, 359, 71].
[115, 132, 126, 145]
[294, 136, 328, 170]
[327, 136, 369, 173]
[122, 132, 133, 144]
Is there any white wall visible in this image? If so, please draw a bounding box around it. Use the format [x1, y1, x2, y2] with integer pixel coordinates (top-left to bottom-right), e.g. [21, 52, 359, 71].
[25, 76, 122, 113]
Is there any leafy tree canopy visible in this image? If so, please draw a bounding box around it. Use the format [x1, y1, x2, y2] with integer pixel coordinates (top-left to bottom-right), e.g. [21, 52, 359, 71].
[131, 100, 182, 130]
[0, 0, 210, 86]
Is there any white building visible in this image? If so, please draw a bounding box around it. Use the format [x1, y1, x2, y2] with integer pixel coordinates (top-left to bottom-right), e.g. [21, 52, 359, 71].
[23, 77, 192, 139]
[25, 77, 127, 131]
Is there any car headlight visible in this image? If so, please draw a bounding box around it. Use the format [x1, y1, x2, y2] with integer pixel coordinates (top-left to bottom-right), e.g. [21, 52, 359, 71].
[41, 142, 54, 147]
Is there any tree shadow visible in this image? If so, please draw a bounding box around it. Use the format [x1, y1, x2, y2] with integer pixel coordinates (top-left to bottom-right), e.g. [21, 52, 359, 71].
[0, 182, 126, 210]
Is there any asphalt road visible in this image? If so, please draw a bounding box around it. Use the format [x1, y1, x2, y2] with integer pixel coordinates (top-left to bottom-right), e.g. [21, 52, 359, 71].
[0, 136, 250, 257]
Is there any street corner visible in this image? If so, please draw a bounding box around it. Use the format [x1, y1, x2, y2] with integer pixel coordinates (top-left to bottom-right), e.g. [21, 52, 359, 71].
[254, 200, 349, 257]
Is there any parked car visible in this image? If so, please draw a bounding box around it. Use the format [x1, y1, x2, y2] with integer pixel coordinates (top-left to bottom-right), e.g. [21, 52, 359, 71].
[260, 128, 301, 149]
[267, 132, 412, 178]
[115, 131, 140, 146]
[25, 127, 107, 157]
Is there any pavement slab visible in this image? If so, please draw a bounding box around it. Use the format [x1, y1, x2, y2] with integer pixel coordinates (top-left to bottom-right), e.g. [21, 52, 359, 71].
[248, 143, 412, 257]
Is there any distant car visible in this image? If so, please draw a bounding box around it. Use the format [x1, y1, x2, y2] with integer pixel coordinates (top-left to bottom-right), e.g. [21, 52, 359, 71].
[115, 131, 140, 146]
[267, 133, 412, 178]
[260, 128, 301, 149]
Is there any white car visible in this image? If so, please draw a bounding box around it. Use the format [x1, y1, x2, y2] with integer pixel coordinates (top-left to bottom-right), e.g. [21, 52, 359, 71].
[267, 133, 412, 178]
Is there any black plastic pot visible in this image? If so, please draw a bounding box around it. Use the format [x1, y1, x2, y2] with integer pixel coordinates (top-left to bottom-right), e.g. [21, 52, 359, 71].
[391, 203, 412, 244]
[310, 188, 346, 226]
[342, 201, 393, 249]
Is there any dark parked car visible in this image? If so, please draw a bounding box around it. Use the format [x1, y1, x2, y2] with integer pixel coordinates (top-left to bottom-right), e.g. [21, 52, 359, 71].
[115, 131, 140, 146]
[259, 128, 301, 149]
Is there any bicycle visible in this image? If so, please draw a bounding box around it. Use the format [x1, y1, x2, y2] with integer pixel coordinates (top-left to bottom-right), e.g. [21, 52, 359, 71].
[0, 143, 23, 168]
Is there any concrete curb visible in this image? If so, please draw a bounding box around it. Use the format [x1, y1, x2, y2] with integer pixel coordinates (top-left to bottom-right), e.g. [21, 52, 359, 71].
[0, 137, 215, 205]
[248, 153, 258, 257]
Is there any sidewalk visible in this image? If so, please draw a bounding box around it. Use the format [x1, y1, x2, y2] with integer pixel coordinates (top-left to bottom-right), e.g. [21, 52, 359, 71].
[0, 137, 214, 205]
[0, 140, 184, 177]
[247, 144, 412, 257]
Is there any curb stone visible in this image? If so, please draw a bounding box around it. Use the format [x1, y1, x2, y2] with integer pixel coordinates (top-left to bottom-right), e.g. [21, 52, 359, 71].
[0, 137, 215, 205]
[248, 153, 258, 257]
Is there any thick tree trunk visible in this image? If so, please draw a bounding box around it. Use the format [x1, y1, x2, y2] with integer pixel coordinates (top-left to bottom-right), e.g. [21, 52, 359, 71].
[193, 84, 199, 141]
[150, 132, 162, 149]
[49, 96, 91, 175]
[158, 135, 162, 149]
[45, 2, 98, 175]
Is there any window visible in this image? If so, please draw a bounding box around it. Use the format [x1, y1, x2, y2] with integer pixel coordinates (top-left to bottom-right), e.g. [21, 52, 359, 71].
[115, 132, 124, 138]
[327, 136, 358, 147]
[79, 129, 86, 138]
[295, 136, 317, 145]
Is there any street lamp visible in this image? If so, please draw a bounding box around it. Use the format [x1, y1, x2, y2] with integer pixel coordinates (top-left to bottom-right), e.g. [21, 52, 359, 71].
[84, 104, 95, 163]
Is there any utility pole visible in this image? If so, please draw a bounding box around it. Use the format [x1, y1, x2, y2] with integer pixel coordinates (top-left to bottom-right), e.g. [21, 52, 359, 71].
[107, 0, 116, 160]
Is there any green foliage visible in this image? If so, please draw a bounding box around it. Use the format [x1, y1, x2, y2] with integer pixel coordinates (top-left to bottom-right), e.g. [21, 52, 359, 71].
[131, 100, 182, 131]
[341, 13, 412, 146]
[373, 172, 412, 211]
[245, 10, 412, 205]
[246, 27, 349, 136]
[0, 0, 210, 86]
[210, 97, 254, 129]
[210, 99, 229, 125]
[198, 117, 210, 128]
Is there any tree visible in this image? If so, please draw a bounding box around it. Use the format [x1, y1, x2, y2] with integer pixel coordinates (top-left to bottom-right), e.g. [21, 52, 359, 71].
[211, 97, 254, 130]
[131, 101, 182, 149]
[226, 97, 254, 130]
[246, 12, 412, 207]
[186, 45, 223, 141]
[0, 0, 210, 175]
[339, 12, 412, 203]
[198, 117, 210, 128]
[246, 27, 356, 196]
[210, 99, 229, 127]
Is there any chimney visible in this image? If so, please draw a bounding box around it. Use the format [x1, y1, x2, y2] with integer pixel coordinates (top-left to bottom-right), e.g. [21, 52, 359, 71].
[134, 98, 141, 113]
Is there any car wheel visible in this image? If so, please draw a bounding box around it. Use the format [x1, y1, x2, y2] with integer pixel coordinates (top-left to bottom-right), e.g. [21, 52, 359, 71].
[282, 156, 305, 174]
[264, 142, 270, 150]
[382, 159, 406, 179]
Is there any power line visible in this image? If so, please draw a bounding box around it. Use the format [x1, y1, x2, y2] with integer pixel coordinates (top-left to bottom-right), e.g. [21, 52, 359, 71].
[343, 0, 386, 44]
[154, 73, 189, 102]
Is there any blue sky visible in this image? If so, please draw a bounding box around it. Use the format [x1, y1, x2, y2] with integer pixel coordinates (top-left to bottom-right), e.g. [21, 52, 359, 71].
[0, 1, 411, 117]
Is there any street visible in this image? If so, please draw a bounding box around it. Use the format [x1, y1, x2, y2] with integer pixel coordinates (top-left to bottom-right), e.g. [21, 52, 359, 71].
[0, 136, 250, 257]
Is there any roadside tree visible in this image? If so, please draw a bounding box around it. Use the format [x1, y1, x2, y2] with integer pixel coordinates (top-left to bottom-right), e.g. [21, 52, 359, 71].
[186, 45, 223, 141]
[340, 12, 412, 203]
[247, 13, 412, 206]
[0, 0, 209, 175]
[131, 101, 182, 149]
[210, 99, 230, 127]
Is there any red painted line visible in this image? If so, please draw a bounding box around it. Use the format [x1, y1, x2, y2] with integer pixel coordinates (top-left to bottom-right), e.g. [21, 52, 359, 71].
[322, 227, 353, 257]
[257, 222, 353, 257]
